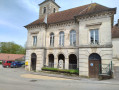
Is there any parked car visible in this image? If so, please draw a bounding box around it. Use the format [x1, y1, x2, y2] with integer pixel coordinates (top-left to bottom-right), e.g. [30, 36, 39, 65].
[10, 61, 23, 68]
[2, 60, 14, 68]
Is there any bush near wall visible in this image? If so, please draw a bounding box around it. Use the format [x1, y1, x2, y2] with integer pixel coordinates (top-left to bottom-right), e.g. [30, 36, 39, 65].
[42, 67, 79, 74]
[0, 61, 2, 64]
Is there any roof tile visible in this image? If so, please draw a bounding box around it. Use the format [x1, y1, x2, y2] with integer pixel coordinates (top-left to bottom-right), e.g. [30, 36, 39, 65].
[25, 3, 115, 27]
[0, 53, 24, 61]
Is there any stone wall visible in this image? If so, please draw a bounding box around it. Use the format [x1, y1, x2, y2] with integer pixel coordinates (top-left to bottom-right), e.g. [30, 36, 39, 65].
[79, 48, 112, 77]
[46, 48, 79, 69]
[46, 22, 79, 47]
[25, 49, 45, 71]
[78, 15, 112, 77]
[26, 26, 46, 49]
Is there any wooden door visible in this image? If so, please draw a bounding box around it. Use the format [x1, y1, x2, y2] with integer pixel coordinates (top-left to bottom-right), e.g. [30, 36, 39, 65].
[89, 60, 101, 78]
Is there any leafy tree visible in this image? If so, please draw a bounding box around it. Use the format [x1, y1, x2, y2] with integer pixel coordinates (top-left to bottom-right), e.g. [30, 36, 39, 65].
[0, 42, 26, 54]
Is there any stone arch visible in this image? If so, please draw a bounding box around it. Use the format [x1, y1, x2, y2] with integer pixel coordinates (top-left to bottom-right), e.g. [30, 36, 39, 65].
[57, 52, 66, 59]
[89, 53, 102, 78]
[48, 54, 54, 68]
[58, 54, 65, 69]
[31, 53, 37, 71]
[69, 54, 77, 69]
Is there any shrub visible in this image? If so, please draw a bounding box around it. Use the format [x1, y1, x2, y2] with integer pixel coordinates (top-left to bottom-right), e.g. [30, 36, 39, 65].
[0, 61, 2, 64]
[42, 67, 79, 74]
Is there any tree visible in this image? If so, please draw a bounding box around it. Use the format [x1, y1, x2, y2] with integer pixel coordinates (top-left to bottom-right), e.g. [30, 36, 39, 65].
[0, 42, 26, 54]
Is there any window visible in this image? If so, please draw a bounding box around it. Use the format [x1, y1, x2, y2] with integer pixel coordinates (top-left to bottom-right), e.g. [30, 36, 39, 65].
[90, 29, 99, 45]
[59, 31, 64, 46]
[70, 30, 76, 46]
[50, 33, 54, 46]
[33, 36, 37, 46]
[43, 7, 46, 14]
[53, 8, 56, 13]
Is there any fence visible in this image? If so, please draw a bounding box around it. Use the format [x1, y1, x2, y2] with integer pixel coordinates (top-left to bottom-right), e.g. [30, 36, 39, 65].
[99, 61, 113, 76]
[48, 63, 54, 68]
[69, 64, 77, 70]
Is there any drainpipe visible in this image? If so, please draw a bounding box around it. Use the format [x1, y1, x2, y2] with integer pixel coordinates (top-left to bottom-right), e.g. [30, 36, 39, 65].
[118, 19, 119, 27]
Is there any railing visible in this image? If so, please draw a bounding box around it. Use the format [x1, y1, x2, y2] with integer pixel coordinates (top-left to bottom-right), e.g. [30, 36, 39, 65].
[99, 61, 113, 76]
[44, 63, 77, 70]
[69, 64, 77, 70]
[48, 63, 54, 68]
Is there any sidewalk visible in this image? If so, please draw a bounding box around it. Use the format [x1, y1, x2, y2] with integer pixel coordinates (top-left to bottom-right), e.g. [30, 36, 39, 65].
[25, 70, 119, 85]
[29, 71, 81, 80]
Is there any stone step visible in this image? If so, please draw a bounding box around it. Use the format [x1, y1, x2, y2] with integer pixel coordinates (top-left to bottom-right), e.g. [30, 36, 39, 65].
[113, 59, 119, 66]
[114, 66, 119, 79]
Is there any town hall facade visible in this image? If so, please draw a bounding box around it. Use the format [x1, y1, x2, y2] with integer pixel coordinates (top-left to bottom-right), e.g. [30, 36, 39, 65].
[25, 0, 116, 78]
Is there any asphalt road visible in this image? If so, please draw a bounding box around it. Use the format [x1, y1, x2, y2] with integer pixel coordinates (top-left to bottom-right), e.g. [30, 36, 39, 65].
[0, 65, 119, 90]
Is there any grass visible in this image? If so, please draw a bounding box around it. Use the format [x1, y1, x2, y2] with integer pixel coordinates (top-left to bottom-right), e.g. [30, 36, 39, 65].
[42, 67, 79, 74]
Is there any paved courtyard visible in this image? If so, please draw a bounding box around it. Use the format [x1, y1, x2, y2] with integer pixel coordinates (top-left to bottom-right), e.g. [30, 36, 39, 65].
[0, 65, 119, 90]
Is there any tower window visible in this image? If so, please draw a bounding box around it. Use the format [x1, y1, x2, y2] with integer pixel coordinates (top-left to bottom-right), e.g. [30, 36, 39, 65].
[53, 8, 56, 13]
[43, 7, 46, 14]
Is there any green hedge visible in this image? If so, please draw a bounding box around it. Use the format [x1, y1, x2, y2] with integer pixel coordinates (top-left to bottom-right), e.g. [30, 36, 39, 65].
[42, 67, 79, 74]
[0, 61, 2, 64]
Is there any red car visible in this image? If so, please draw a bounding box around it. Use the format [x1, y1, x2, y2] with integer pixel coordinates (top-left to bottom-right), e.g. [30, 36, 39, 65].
[2, 60, 14, 68]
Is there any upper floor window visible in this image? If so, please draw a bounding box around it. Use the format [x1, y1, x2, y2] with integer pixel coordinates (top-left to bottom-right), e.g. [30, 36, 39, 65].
[43, 7, 46, 14]
[33, 36, 37, 46]
[70, 30, 76, 46]
[90, 29, 99, 45]
[53, 8, 56, 13]
[59, 31, 64, 46]
[50, 33, 54, 46]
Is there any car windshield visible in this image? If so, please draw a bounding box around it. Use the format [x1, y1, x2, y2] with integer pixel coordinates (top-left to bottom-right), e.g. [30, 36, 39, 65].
[7, 61, 12, 63]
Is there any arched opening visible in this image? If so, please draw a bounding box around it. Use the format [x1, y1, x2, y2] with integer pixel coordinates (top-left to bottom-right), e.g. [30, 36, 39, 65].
[69, 54, 77, 69]
[58, 54, 65, 69]
[48, 54, 54, 68]
[89, 53, 101, 78]
[31, 53, 37, 71]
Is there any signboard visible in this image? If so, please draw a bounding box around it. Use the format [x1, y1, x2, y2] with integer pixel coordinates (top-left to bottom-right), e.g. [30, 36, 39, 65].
[25, 61, 28, 66]
[90, 63, 93, 66]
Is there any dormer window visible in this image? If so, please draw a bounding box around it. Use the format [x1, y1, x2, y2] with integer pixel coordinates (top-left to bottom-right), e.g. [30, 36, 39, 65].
[43, 7, 46, 14]
[53, 8, 56, 13]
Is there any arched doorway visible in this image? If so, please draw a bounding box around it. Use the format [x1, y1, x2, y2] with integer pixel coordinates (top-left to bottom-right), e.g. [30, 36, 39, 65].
[49, 54, 54, 68]
[31, 53, 37, 71]
[69, 54, 77, 69]
[89, 53, 101, 78]
[58, 54, 65, 69]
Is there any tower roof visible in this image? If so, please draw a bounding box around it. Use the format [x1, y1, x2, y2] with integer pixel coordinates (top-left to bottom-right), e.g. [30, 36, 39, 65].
[39, 0, 60, 8]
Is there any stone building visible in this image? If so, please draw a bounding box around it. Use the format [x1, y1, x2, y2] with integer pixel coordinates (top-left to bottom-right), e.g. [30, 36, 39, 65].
[25, 0, 116, 78]
[112, 20, 119, 79]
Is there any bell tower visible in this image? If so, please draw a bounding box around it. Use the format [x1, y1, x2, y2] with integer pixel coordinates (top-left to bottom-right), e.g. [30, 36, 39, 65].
[39, 0, 60, 18]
